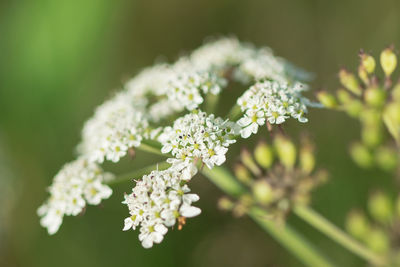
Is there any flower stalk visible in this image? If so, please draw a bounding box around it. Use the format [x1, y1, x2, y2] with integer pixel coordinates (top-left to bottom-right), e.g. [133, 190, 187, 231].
[294, 205, 386, 266]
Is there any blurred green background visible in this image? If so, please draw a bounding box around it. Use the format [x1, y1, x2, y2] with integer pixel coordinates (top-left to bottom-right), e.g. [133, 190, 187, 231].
[1, 0, 400, 266]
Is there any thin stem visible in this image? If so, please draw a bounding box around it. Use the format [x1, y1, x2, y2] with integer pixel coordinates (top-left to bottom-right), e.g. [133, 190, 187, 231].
[202, 166, 335, 267]
[107, 161, 170, 185]
[226, 104, 242, 121]
[205, 93, 220, 114]
[250, 207, 335, 267]
[294, 205, 386, 266]
[137, 140, 166, 156]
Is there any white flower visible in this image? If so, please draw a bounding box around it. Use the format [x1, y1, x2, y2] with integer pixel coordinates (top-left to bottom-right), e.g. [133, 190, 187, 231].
[237, 81, 311, 138]
[78, 93, 150, 163]
[238, 110, 266, 138]
[38, 158, 114, 234]
[158, 110, 238, 168]
[139, 222, 168, 249]
[122, 163, 200, 248]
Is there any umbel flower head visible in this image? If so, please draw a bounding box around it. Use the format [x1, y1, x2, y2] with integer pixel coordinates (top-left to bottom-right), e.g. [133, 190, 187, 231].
[158, 110, 239, 169]
[38, 37, 317, 248]
[37, 158, 113, 234]
[122, 163, 200, 248]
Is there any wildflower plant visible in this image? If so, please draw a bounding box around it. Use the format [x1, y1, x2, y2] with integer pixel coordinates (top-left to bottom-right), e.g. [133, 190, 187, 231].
[39, 37, 400, 266]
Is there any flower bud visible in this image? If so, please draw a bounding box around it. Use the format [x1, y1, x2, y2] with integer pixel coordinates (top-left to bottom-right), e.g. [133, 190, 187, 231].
[234, 163, 253, 185]
[254, 141, 274, 169]
[240, 148, 261, 176]
[252, 180, 274, 205]
[380, 47, 397, 77]
[368, 191, 393, 224]
[346, 210, 370, 239]
[360, 108, 381, 128]
[336, 88, 352, 104]
[218, 197, 234, 211]
[344, 99, 363, 118]
[349, 142, 373, 168]
[274, 135, 296, 169]
[392, 82, 400, 102]
[375, 146, 398, 171]
[360, 51, 376, 74]
[361, 124, 382, 148]
[316, 91, 338, 108]
[383, 102, 400, 143]
[339, 69, 362, 96]
[300, 142, 315, 174]
[365, 228, 389, 253]
[358, 65, 369, 85]
[364, 86, 386, 108]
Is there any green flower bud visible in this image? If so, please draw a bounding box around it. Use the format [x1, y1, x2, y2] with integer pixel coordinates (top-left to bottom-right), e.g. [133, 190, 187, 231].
[383, 102, 400, 143]
[349, 142, 373, 168]
[336, 88, 352, 104]
[392, 82, 400, 102]
[360, 51, 376, 74]
[218, 197, 234, 211]
[339, 69, 362, 96]
[254, 141, 274, 169]
[234, 163, 253, 185]
[300, 143, 315, 174]
[380, 47, 397, 77]
[241, 148, 261, 176]
[360, 108, 381, 128]
[274, 135, 296, 169]
[344, 99, 363, 118]
[361, 124, 382, 148]
[316, 91, 338, 108]
[346, 210, 370, 239]
[358, 65, 369, 85]
[365, 228, 389, 254]
[364, 86, 386, 108]
[368, 191, 393, 224]
[252, 180, 274, 205]
[375, 146, 398, 171]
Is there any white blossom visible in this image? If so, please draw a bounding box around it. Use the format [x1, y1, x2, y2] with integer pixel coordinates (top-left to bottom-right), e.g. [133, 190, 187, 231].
[122, 163, 201, 248]
[37, 158, 113, 234]
[158, 110, 239, 168]
[237, 81, 310, 138]
[78, 93, 149, 163]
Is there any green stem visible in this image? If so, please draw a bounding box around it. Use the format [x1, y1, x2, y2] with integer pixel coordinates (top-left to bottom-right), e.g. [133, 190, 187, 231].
[136, 140, 166, 157]
[205, 93, 220, 114]
[294, 205, 386, 266]
[250, 207, 335, 267]
[202, 166, 335, 267]
[107, 161, 170, 185]
[227, 104, 242, 121]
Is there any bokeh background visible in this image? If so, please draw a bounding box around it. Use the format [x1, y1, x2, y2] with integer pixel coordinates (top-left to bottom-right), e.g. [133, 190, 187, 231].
[1, 0, 400, 266]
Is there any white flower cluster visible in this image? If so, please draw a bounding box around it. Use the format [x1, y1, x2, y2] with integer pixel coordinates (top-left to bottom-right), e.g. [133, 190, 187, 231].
[78, 93, 149, 163]
[166, 71, 227, 111]
[158, 110, 239, 169]
[237, 81, 310, 138]
[37, 158, 113, 234]
[122, 163, 200, 248]
[234, 47, 312, 84]
[39, 37, 314, 244]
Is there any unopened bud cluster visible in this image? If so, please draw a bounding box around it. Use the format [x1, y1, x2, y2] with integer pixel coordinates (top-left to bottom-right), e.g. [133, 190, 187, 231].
[346, 191, 400, 265]
[221, 134, 326, 221]
[316, 47, 400, 170]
